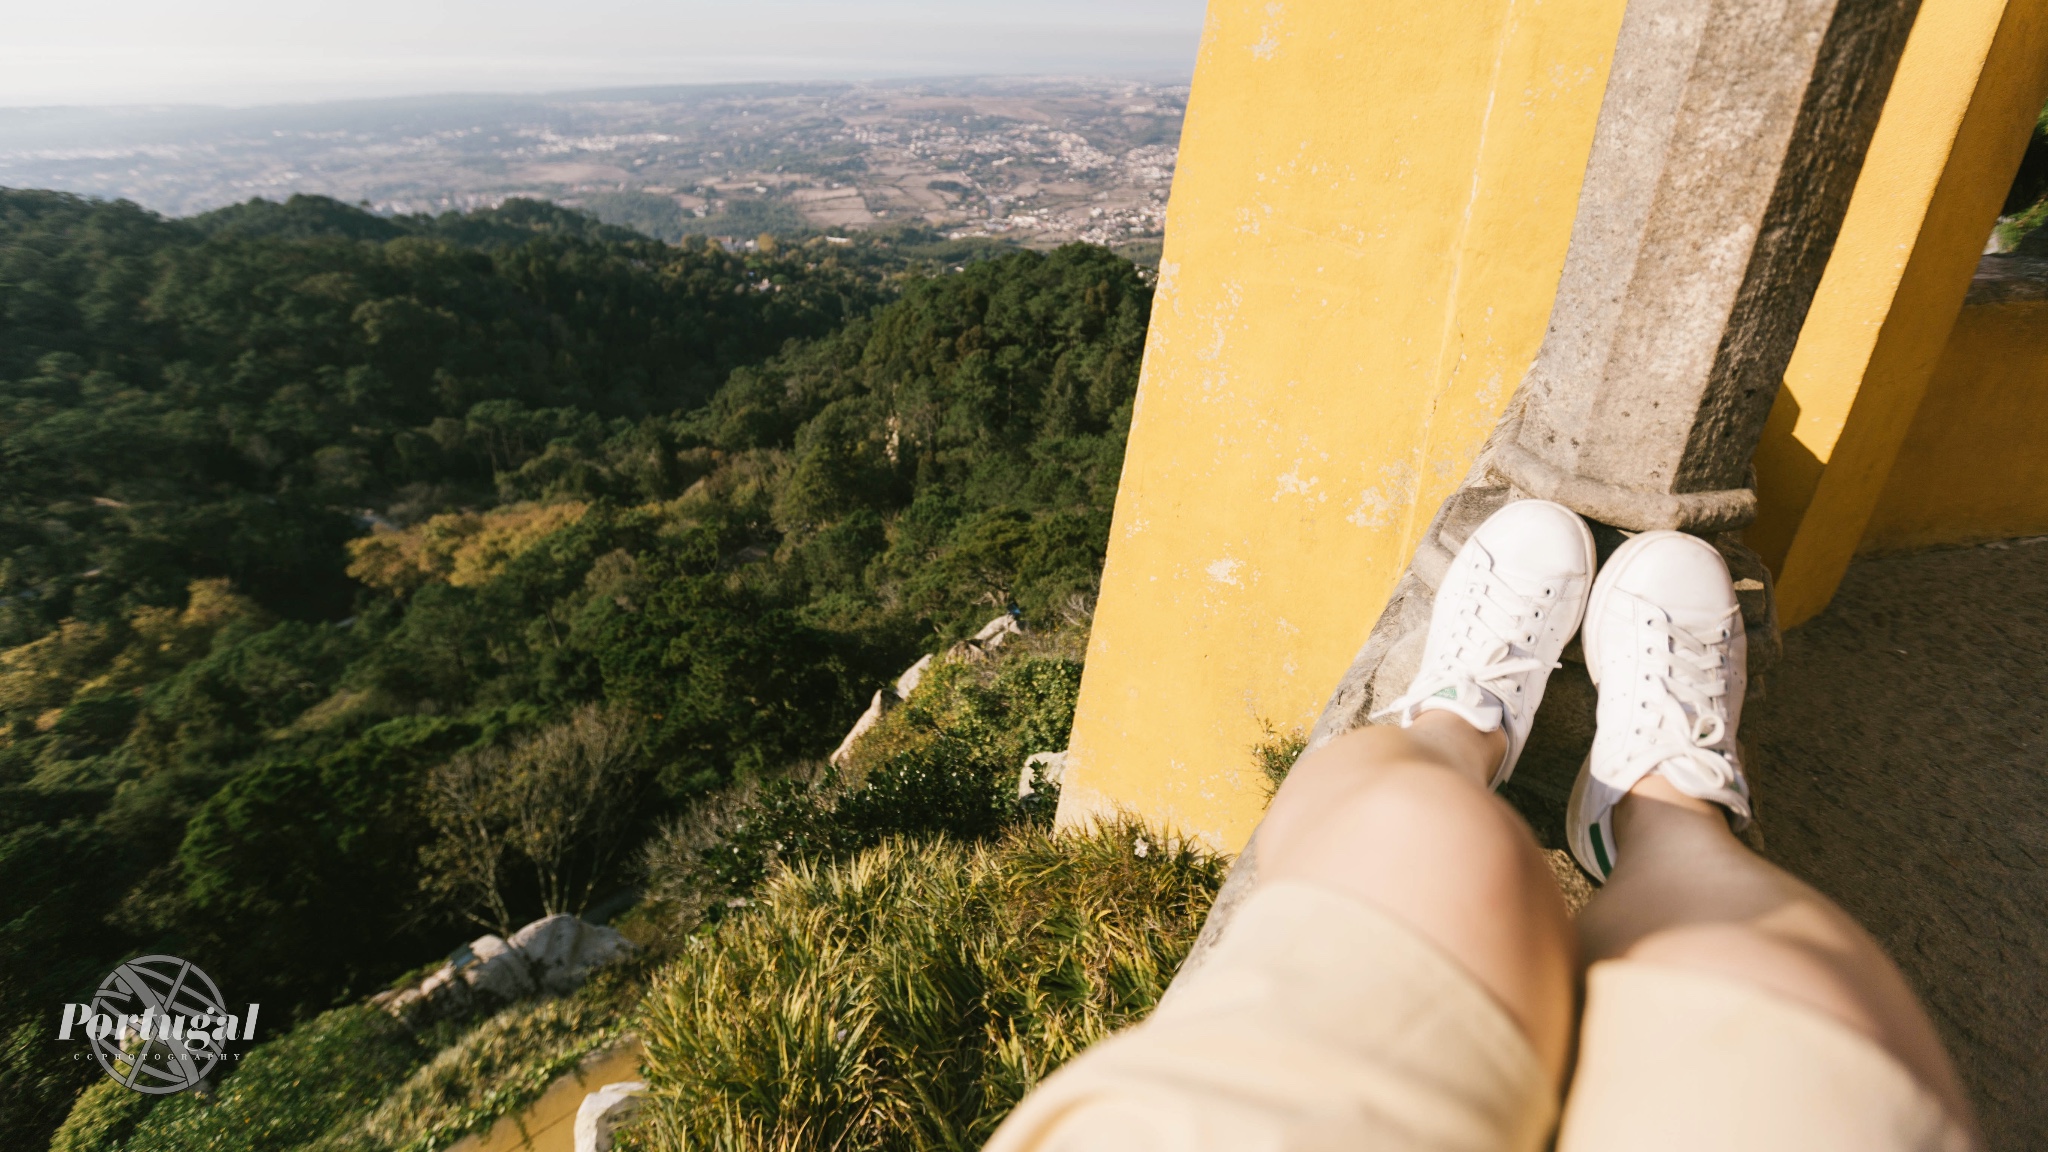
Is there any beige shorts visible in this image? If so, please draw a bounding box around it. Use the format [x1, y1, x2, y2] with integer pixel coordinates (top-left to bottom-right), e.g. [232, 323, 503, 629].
[984, 880, 1973, 1152]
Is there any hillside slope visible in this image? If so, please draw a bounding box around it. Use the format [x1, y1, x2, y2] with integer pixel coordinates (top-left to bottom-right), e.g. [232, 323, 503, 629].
[0, 189, 1149, 1148]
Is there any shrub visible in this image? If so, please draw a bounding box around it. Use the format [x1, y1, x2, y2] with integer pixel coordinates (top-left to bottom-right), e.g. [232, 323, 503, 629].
[639, 641, 1085, 932]
[55, 971, 641, 1152]
[115, 1005, 424, 1152]
[333, 970, 641, 1152]
[152, 716, 481, 1016]
[47, 1077, 154, 1152]
[631, 822, 1224, 1150]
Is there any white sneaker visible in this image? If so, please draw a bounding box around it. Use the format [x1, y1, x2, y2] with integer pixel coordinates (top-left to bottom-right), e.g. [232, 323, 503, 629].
[1374, 499, 1595, 789]
[1568, 531, 1752, 882]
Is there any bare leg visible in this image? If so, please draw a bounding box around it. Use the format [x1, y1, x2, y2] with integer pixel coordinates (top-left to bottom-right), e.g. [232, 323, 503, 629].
[1580, 776, 1976, 1132]
[1259, 713, 1578, 1081]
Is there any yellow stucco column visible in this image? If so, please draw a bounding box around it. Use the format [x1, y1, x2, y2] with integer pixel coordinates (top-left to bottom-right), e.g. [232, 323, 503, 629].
[1055, 0, 1629, 850]
[1748, 0, 2048, 626]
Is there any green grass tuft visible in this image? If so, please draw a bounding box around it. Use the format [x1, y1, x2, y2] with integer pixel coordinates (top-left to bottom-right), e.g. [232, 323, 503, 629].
[1251, 720, 1309, 794]
[630, 822, 1224, 1150]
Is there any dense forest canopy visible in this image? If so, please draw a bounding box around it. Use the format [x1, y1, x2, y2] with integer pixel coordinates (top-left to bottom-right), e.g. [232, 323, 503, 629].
[0, 189, 1149, 1146]
[0, 190, 876, 632]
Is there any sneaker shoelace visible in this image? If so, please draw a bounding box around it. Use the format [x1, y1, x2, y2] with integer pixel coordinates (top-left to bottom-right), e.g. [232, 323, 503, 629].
[1616, 602, 1744, 801]
[1379, 565, 1557, 726]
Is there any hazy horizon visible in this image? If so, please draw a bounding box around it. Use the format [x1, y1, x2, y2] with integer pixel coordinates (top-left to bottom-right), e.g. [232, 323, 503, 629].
[0, 73, 1190, 118]
[3, 0, 1208, 109]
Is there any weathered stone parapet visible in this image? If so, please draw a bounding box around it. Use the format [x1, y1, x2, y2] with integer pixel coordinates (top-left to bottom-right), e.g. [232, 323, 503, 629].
[1514, 0, 1921, 498]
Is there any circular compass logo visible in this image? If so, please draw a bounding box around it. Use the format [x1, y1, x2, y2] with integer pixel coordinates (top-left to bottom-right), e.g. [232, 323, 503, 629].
[86, 955, 231, 1094]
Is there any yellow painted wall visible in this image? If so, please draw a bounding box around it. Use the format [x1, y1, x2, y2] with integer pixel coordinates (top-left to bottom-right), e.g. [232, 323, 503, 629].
[1055, 0, 1630, 851]
[1748, 0, 2048, 625]
[1862, 297, 2048, 550]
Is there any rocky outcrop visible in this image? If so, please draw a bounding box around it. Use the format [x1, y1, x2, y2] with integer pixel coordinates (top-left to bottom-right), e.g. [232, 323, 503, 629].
[575, 1080, 647, 1152]
[948, 613, 1023, 663]
[1017, 750, 1068, 799]
[373, 913, 633, 1024]
[829, 613, 1023, 768]
[830, 654, 934, 767]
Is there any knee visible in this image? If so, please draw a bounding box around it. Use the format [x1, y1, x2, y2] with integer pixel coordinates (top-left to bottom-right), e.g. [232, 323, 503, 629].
[1265, 727, 1470, 836]
[1265, 754, 1549, 909]
[1258, 746, 1577, 1079]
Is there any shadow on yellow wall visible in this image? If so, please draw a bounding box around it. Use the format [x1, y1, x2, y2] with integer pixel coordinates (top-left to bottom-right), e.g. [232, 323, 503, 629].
[1864, 290, 2048, 551]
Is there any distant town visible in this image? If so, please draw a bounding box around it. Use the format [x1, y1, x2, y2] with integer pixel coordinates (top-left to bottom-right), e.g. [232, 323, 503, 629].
[0, 78, 1186, 255]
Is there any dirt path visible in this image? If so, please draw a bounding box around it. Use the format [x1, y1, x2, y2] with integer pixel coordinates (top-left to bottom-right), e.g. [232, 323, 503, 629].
[1742, 539, 2048, 1150]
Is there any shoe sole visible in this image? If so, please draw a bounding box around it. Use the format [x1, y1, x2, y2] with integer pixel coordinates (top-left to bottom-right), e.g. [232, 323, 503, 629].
[1491, 500, 1598, 789]
[1566, 755, 1617, 883]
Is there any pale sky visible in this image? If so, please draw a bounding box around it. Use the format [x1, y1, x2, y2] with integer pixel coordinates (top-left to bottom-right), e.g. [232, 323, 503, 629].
[2, 0, 1210, 108]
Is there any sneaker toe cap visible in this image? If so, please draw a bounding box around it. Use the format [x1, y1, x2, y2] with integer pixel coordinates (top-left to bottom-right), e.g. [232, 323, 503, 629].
[1605, 532, 1738, 627]
[1474, 499, 1593, 581]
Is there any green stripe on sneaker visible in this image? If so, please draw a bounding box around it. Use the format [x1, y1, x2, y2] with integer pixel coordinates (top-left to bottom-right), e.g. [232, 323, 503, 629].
[1590, 822, 1613, 877]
